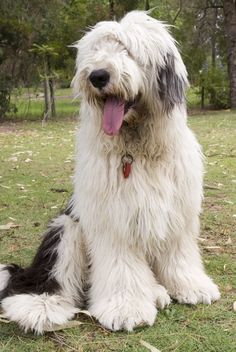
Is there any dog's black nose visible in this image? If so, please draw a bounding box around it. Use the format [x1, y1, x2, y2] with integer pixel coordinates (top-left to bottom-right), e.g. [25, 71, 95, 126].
[89, 69, 110, 89]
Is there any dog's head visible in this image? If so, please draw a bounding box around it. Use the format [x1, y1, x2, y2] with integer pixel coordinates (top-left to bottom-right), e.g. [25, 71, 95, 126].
[72, 11, 188, 136]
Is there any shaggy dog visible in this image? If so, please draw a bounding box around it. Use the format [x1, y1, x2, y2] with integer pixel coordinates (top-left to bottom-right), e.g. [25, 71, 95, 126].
[0, 11, 220, 333]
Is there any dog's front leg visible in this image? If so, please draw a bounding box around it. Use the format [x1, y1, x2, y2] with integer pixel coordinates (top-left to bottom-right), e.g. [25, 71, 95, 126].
[0, 212, 87, 333]
[88, 240, 170, 331]
[155, 231, 220, 305]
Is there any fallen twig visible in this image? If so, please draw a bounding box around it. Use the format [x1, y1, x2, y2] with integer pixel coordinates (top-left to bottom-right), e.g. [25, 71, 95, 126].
[140, 340, 161, 352]
[204, 184, 220, 190]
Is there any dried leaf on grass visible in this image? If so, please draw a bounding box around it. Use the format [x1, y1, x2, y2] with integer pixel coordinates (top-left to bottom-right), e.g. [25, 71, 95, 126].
[198, 237, 207, 242]
[0, 222, 21, 230]
[225, 237, 232, 245]
[204, 184, 220, 190]
[44, 320, 83, 332]
[8, 156, 18, 162]
[50, 188, 68, 193]
[0, 185, 11, 189]
[140, 340, 161, 352]
[204, 246, 221, 252]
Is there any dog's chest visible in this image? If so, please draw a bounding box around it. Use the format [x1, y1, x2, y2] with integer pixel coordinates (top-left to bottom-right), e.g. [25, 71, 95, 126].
[74, 152, 179, 245]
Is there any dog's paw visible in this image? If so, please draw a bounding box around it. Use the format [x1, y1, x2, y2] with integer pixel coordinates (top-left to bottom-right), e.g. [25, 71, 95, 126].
[155, 284, 171, 309]
[2, 293, 78, 333]
[89, 296, 157, 331]
[170, 277, 220, 305]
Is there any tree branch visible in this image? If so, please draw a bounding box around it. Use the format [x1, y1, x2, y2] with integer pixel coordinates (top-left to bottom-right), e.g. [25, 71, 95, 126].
[172, 0, 183, 24]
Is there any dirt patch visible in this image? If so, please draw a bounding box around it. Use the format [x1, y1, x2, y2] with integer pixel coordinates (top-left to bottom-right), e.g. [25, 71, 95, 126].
[0, 121, 40, 136]
[0, 122, 18, 134]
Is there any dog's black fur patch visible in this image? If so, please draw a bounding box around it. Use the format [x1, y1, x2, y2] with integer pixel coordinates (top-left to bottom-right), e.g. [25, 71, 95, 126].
[158, 54, 187, 113]
[0, 223, 63, 301]
[65, 196, 79, 222]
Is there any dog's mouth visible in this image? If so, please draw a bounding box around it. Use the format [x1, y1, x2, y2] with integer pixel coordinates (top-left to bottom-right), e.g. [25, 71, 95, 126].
[102, 96, 138, 136]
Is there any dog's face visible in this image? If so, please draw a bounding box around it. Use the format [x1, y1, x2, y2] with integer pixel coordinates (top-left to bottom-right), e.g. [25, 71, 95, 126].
[72, 11, 188, 136]
[73, 35, 142, 135]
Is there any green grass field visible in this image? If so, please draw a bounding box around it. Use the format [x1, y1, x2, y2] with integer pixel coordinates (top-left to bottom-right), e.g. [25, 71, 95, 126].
[10, 88, 79, 120]
[0, 111, 235, 351]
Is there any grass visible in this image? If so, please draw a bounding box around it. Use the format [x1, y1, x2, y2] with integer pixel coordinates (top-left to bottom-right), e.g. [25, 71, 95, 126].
[10, 88, 79, 120]
[0, 111, 235, 351]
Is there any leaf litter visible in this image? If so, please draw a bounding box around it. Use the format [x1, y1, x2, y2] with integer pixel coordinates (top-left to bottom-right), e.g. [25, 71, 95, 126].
[0, 223, 21, 230]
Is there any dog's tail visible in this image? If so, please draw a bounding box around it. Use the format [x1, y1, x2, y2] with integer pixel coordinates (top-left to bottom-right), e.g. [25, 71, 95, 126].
[0, 219, 63, 303]
[0, 197, 79, 303]
[0, 264, 24, 301]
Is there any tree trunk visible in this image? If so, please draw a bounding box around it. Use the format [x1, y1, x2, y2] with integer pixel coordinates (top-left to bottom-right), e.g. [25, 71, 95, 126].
[211, 8, 217, 69]
[223, 0, 236, 108]
[109, 0, 115, 20]
[42, 57, 52, 124]
[49, 78, 56, 118]
[145, 0, 150, 11]
[201, 86, 205, 109]
[210, 7, 217, 106]
[47, 56, 56, 118]
[43, 77, 51, 121]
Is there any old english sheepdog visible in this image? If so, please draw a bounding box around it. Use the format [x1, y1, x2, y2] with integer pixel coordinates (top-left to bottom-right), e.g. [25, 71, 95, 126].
[0, 11, 220, 333]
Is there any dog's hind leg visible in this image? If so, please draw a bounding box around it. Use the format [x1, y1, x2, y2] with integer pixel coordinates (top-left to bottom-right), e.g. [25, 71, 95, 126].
[0, 205, 87, 333]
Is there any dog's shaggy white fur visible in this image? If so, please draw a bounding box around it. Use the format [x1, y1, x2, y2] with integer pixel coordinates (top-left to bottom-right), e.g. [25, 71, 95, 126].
[0, 11, 220, 333]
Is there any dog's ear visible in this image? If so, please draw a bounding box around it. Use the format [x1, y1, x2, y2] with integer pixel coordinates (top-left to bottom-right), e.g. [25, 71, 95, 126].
[158, 54, 188, 113]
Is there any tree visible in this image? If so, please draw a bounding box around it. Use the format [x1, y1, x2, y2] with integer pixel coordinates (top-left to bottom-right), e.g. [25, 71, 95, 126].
[30, 44, 59, 122]
[223, 0, 236, 108]
[190, 0, 236, 108]
[1, 0, 235, 117]
[0, 0, 64, 119]
[145, 0, 150, 10]
[109, 0, 115, 19]
[0, 3, 33, 118]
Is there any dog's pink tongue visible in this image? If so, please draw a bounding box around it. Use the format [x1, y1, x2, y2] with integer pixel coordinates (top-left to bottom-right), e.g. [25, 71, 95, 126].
[103, 97, 125, 135]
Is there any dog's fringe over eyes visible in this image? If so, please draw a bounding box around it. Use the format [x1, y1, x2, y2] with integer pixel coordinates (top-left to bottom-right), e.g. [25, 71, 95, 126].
[0, 10, 220, 334]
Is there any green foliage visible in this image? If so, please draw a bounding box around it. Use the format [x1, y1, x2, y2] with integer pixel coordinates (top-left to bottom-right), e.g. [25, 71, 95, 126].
[0, 0, 232, 115]
[0, 73, 17, 118]
[199, 65, 229, 109]
[30, 44, 59, 57]
[0, 10, 32, 118]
